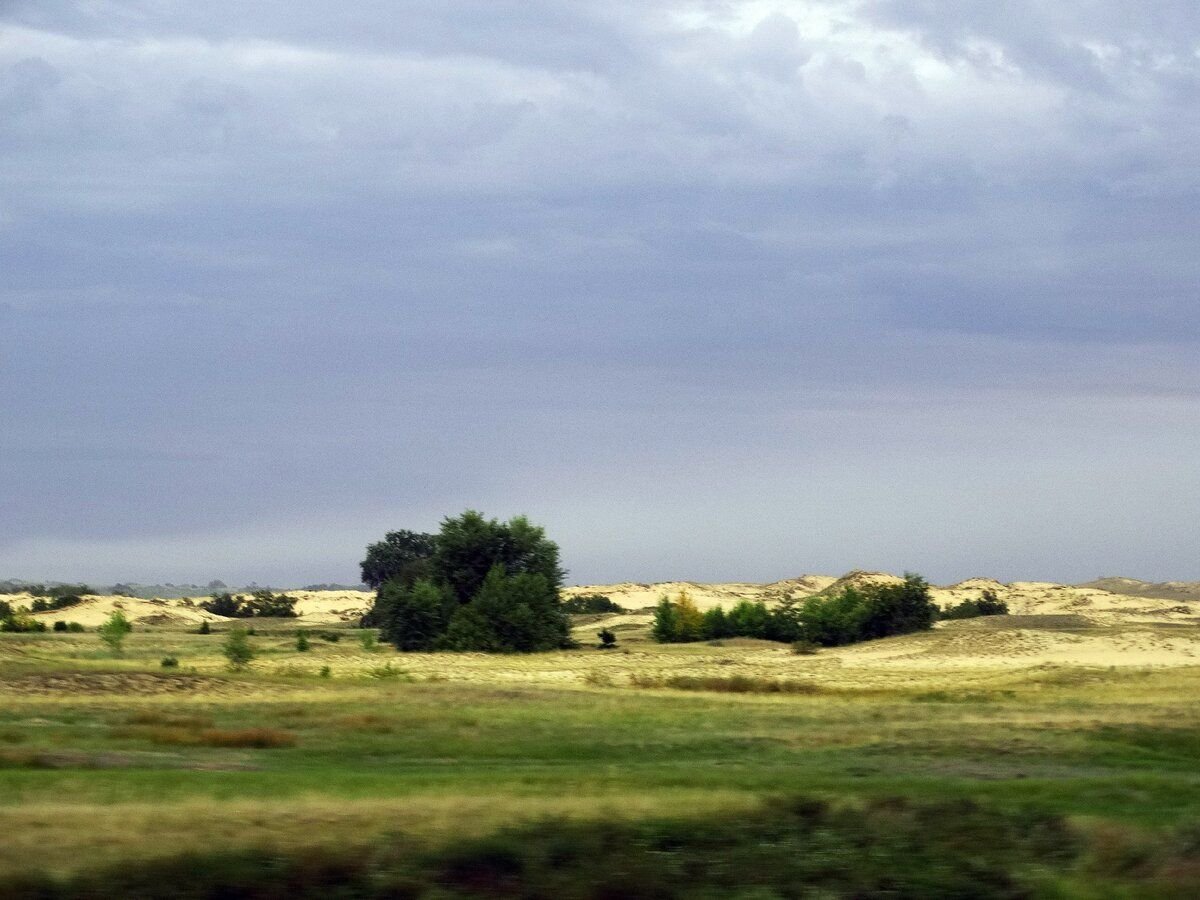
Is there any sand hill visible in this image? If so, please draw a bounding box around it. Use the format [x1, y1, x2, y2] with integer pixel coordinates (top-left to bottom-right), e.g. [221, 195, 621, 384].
[3, 575, 1197, 632]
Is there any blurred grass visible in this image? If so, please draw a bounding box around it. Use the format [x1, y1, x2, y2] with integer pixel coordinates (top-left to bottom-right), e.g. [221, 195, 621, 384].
[1, 626, 1199, 887]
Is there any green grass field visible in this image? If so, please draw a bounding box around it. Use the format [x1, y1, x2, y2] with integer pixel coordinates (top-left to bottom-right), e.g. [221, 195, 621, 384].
[3, 621, 1200, 896]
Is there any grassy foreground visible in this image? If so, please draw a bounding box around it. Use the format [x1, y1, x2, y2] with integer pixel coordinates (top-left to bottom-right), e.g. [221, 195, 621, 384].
[2, 623, 1200, 896]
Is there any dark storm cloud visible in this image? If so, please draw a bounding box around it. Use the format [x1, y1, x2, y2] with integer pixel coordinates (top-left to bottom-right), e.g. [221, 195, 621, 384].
[1, 1, 1198, 584]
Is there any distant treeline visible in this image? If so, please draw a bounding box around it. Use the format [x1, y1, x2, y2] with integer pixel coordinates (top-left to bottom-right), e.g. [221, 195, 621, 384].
[653, 578, 1009, 647]
[1, 580, 366, 600]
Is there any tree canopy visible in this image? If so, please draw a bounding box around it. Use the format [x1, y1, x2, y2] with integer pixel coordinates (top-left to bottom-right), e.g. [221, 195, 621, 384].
[365, 511, 572, 653]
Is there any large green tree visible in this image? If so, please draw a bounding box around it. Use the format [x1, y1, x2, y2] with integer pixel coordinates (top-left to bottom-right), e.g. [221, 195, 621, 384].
[365, 511, 571, 653]
[360, 530, 437, 590]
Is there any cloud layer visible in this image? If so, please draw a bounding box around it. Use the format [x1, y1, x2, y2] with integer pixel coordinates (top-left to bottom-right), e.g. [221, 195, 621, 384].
[2, 1, 1198, 584]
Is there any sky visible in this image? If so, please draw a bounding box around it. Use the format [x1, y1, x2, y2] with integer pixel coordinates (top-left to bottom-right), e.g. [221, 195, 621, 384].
[2, 1, 1198, 587]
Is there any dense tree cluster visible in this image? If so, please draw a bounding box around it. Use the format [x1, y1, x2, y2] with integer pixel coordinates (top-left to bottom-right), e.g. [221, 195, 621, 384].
[364, 511, 573, 653]
[200, 590, 297, 618]
[652, 575, 938, 647]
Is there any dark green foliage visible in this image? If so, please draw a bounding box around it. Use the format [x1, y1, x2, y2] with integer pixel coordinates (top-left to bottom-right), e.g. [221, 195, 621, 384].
[197, 620, 211, 635]
[434, 511, 565, 605]
[0, 600, 9, 619]
[700, 606, 732, 639]
[651, 596, 679, 643]
[726, 599, 770, 639]
[67, 622, 85, 633]
[160, 656, 179, 668]
[199, 591, 296, 619]
[201, 592, 241, 617]
[359, 529, 437, 590]
[597, 627, 618, 649]
[796, 573, 937, 647]
[53, 620, 68, 632]
[9, 797, 1080, 899]
[242, 590, 297, 618]
[941, 588, 1011, 621]
[439, 567, 571, 653]
[561, 593, 623, 614]
[320, 631, 341, 642]
[295, 631, 311, 652]
[0, 614, 46, 633]
[367, 512, 572, 653]
[376, 580, 454, 651]
[8, 583, 91, 600]
[655, 575, 937, 648]
[29, 594, 83, 613]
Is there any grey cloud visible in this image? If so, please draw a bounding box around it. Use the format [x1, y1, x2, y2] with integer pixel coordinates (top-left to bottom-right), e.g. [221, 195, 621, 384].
[2, 1, 1198, 583]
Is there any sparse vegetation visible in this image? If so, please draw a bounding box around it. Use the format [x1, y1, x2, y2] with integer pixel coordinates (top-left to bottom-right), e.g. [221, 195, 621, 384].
[597, 627, 618, 649]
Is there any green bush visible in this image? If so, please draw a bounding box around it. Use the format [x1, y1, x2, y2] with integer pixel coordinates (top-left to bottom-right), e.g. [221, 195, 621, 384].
[797, 574, 937, 647]
[160, 656, 179, 668]
[200, 591, 297, 619]
[197, 620, 211, 635]
[222, 628, 255, 672]
[98, 611, 133, 656]
[562, 593, 623, 614]
[295, 632, 310, 652]
[940, 589, 1011, 620]
[53, 620, 68, 632]
[597, 627, 618, 649]
[0, 614, 46, 633]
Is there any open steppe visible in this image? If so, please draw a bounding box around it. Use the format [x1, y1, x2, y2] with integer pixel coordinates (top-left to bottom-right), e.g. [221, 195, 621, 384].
[3, 573, 1200, 895]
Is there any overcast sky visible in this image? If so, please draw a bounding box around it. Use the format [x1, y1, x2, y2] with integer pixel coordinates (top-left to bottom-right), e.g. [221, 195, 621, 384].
[2, 1, 1198, 587]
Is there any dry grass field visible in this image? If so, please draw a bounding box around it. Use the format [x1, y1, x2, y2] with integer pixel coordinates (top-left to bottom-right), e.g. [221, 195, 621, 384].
[3, 578, 1200, 896]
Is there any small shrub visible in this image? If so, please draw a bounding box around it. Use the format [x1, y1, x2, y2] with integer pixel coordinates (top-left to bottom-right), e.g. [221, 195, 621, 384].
[318, 665, 332, 678]
[360, 631, 378, 652]
[320, 632, 341, 643]
[222, 627, 255, 672]
[940, 589, 1011, 621]
[67, 622, 85, 632]
[597, 627, 618, 650]
[295, 632, 311, 652]
[98, 611, 133, 656]
[160, 656, 179, 668]
[197, 620, 211, 635]
[562, 593, 623, 614]
[53, 620, 68, 632]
